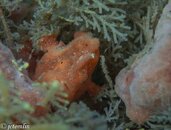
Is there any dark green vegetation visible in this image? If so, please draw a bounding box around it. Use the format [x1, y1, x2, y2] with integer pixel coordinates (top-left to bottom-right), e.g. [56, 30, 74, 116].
[0, 0, 171, 130]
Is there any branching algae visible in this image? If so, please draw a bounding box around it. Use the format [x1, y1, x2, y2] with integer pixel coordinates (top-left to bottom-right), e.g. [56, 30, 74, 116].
[0, 0, 171, 130]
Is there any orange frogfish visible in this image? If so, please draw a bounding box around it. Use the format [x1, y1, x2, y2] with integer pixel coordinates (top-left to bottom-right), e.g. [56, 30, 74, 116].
[34, 32, 101, 101]
[115, 1, 171, 124]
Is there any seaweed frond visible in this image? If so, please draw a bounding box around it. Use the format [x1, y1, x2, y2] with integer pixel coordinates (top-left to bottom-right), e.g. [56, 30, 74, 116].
[19, 0, 130, 46]
[0, 74, 33, 121]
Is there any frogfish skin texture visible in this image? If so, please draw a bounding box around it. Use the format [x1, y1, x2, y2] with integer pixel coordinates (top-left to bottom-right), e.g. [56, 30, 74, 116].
[115, 2, 171, 124]
[34, 32, 101, 101]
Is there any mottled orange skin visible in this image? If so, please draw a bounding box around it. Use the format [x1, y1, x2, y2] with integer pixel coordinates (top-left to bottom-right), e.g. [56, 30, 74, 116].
[34, 32, 100, 101]
[38, 34, 64, 52]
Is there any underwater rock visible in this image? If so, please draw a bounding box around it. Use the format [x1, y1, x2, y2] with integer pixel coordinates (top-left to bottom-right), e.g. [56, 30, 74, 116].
[115, 1, 171, 124]
[0, 42, 46, 115]
[34, 32, 101, 101]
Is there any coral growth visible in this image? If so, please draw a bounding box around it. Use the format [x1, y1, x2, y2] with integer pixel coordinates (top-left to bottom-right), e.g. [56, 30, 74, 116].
[34, 32, 101, 101]
[115, 1, 171, 124]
